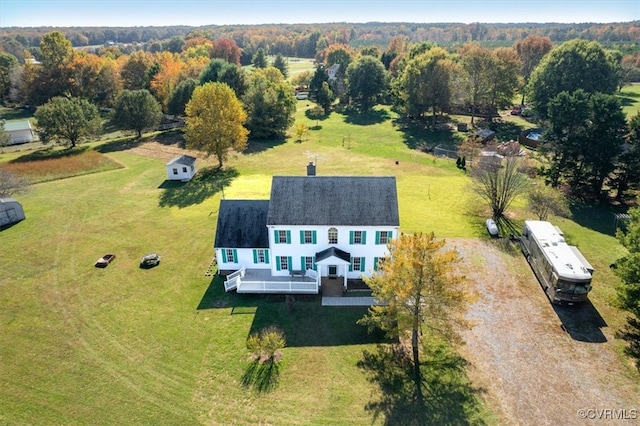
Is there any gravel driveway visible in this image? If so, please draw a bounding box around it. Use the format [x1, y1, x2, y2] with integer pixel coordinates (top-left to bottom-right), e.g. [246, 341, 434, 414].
[453, 238, 639, 426]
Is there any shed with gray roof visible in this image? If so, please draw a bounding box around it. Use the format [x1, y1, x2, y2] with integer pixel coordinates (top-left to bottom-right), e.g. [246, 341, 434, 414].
[0, 197, 25, 228]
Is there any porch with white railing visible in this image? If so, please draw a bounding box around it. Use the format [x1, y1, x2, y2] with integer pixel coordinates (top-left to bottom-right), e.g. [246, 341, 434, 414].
[224, 267, 320, 294]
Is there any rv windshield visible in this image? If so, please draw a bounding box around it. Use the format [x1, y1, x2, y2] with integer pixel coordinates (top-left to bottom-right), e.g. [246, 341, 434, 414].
[558, 280, 590, 294]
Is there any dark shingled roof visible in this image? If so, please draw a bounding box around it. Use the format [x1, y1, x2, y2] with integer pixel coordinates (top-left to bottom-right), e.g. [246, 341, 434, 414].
[214, 200, 270, 248]
[315, 247, 351, 263]
[167, 155, 196, 166]
[267, 176, 399, 226]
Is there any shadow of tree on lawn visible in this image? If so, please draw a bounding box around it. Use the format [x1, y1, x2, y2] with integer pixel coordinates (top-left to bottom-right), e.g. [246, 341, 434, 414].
[343, 107, 392, 125]
[9, 145, 90, 163]
[158, 166, 239, 208]
[358, 341, 487, 425]
[241, 360, 281, 393]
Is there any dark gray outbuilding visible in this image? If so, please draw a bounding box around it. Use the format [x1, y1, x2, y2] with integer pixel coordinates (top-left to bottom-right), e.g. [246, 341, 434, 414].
[0, 197, 25, 228]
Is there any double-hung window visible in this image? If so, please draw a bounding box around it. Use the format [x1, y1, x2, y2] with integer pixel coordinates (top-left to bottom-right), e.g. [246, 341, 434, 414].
[300, 230, 317, 244]
[376, 231, 392, 245]
[275, 230, 291, 244]
[223, 249, 236, 263]
[350, 230, 366, 245]
[328, 227, 338, 244]
[350, 257, 365, 272]
[303, 256, 316, 271]
[253, 249, 269, 264]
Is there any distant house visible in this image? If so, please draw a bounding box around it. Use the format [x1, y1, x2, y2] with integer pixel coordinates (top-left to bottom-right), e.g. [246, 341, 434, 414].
[327, 64, 340, 81]
[0, 197, 25, 228]
[3, 120, 35, 145]
[214, 167, 400, 294]
[166, 155, 197, 181]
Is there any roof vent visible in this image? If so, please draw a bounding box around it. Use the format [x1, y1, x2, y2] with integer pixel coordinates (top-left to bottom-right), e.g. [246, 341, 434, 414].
[307, 162, 316, 176]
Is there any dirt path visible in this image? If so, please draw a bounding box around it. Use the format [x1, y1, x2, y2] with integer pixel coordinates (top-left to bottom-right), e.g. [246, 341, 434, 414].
[453, 238, 639, 426]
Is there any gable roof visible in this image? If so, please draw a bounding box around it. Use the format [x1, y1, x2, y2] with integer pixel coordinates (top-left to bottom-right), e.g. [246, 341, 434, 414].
[267, 176, 399, 226]
[3, 120, 32, 132]
[214, 200, 270, 249]
[166, 155, 196, 166]
[315, 247, 351, 263]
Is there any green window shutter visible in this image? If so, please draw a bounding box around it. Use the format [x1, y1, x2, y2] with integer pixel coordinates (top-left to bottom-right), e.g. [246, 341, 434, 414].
[313, 256, 317, 271]
[374, 257, 379, 271]
[375, 231, 380, 244]
[274, 229, 279, 243]
[221, 250, 227, 263]
[362, 231, 367, 244]
[286, 230, 291, 244]
[265, 250, 269, 264]
[301, 256, 305, 270]
[276, 256, 281, 271]
[253, 250, 258, 264]
[233, 250, 238, 263]
[388, 231, 393, 241]
[300, 230, 305, 244]
[312, 231, 317, 244]
[287, 256, 292, 270]
[349, 258, 353, 272]
[349, 231, 354, 244]
[361, 257, 365, 272]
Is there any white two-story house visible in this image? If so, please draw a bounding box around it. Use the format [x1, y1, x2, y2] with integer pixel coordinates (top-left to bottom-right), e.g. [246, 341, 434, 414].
[214, 168, 399, 294]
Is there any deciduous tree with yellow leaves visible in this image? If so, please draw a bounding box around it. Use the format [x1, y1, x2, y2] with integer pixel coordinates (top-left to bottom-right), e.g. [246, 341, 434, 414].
[184, 82, 248, 168]
[359, 232, 473, 406]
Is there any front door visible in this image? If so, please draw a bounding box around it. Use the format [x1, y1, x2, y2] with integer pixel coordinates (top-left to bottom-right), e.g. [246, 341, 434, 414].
[328, 265, 337, 277]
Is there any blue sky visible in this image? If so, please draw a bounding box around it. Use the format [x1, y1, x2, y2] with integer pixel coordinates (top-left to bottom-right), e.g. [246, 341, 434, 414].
[1, 0, 638, 27]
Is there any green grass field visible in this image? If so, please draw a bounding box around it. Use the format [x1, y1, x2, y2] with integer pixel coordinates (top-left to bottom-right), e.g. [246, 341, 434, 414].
[0, 101, 638, 424]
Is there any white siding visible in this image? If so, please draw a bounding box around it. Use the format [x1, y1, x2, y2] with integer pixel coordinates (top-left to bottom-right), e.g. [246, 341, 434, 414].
[216, 248, 271, 270]
[165, 161, 196, 181]
[268, 225, 397, 278]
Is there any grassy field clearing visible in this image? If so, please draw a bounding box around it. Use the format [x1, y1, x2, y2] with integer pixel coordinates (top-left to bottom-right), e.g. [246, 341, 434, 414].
[1, 100, 639, 424]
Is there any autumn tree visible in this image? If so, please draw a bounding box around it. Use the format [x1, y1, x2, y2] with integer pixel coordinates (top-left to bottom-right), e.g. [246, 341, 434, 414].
[345, 55, 389, 112]
[119, 50, 154, 90]
[34, 96, 101, 147]
[528, 39, 618, 119]
[614, 207, 640, 370]
[149, 52, 185, 110]
[27, 31, 75, 105]
[359, 232, 471, 409]
[514, 35, 553, 105]
[471, 155, 529, 221]
[112, 89, 163, 138]
[185, 82, 248, 168]
[242, 67, 296, 139]
[210, 38, 242, 65]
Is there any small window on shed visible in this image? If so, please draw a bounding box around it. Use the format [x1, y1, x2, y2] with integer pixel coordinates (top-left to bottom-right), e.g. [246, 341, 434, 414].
[172, 168, 178, 175]
[182, 166, 187, 173]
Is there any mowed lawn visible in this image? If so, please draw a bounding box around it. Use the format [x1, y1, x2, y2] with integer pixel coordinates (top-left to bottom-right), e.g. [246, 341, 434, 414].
[1, 103, 638, 424]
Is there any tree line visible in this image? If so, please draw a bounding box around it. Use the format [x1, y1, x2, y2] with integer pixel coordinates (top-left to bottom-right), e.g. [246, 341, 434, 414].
[1, 29, 640, 199]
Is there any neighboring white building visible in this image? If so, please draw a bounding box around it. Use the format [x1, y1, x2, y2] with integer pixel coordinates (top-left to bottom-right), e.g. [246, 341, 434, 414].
[327, 64, 340, 81]
[214, 170, 400, 294]
[166, 155, 197, 181]
[3, 120, 35, 145]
